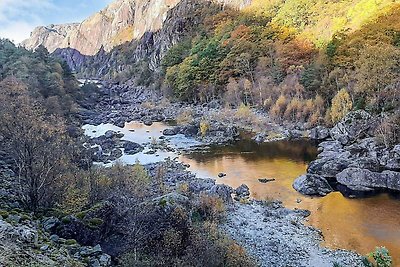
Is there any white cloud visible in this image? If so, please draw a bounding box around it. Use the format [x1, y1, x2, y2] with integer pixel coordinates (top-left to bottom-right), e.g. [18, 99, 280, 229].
[0, 0, 55, 43]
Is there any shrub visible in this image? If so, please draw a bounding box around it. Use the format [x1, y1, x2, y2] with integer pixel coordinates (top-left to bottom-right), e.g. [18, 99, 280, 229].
[235, 103, 252, 121]
[330, 88, 352, 123]
[362, 247, 392, 267]
[197, 194, 225, 222]
[375, 114, 400, 148]
[269, 95, 287, 121]
[199, 119, 210, 137]
[176, 109, 193, 125]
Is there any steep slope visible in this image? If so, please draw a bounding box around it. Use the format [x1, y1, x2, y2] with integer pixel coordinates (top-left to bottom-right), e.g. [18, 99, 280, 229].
[22, 0, 250, 56]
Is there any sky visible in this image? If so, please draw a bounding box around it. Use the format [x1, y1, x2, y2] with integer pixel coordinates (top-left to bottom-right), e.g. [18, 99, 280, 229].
[0, 0, 113, 44]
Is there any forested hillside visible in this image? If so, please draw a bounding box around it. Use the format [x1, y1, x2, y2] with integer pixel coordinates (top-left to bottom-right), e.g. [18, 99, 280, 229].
[57, 0, 399, 135]
[163, 0, 400, 125]
[0, 40, 81, 119]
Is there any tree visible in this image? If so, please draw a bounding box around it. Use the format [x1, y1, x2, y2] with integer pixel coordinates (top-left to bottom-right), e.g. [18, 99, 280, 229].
[330, 88, 352, 123]
[0, 78, 74, 211]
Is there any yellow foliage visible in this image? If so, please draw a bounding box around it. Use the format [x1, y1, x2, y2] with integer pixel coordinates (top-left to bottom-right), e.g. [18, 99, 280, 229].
[330, 88, 353, 123]
[235, 103, 252, 120]
[199, 119, 210, 137]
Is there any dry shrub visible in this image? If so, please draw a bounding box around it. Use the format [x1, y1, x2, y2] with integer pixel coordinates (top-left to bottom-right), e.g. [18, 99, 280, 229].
[284, 98, 303, 122]
[235, 103, 252, 121]
[375, 114, 400, 148]
[269, 94, 287, 121]
[198, 193, 226, 222]
[141, 101, 155, 109]
[176, 109, 193, 125]
[199, 119, 210, 137]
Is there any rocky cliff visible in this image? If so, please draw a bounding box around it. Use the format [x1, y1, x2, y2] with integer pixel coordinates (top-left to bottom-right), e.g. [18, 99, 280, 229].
[23, 0, 250, 56]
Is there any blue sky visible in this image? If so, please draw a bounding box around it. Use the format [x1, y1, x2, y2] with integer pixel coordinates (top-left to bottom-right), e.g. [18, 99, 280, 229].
[0, 0, 113, 43]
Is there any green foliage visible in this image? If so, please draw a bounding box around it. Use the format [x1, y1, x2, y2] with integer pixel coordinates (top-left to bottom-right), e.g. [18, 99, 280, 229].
[363, 247, 393, 267]
[0, 40, 80, 118]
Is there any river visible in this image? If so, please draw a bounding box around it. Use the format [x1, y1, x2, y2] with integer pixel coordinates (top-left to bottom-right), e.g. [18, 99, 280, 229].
[83, 121, 400, 264]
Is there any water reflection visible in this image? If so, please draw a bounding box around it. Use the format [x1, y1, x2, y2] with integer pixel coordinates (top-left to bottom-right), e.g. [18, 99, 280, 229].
[180, 139, 400, 264]
[83, 122, 400, 263]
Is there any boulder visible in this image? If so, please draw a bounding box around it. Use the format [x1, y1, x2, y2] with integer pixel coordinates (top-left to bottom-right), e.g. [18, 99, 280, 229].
[207, 184, 233, 203]
[43, 217, 60, 232]
[384, 170, 400, 191]
[122, 141, 144, 155]
[307, 157, 351, 178]
[104, 130, 117, 139]
[310, 126, 330, 141]
[235, 184, 250, 198]
[162, 128, 178, 136]
[330, 110, 372, 145]
[188, 178, 215, 193]
[293, 174, 333, 196]
[348, 157, 381, 172]
[393, 145, 400, 156]
[336, 168, 385, 191]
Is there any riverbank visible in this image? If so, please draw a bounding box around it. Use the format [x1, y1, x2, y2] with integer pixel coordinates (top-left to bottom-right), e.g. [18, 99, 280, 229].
[75, 80, 400, 265]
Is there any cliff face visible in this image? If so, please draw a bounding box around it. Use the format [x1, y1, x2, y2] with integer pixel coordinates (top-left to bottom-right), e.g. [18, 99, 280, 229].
[22, 0, 250, 56]
[23, 0, 180, 55]
[53, 0, 228, 76]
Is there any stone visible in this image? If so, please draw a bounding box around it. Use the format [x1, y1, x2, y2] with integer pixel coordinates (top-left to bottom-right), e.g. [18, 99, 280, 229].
[235, 184, 250, 198]
[218, 172, 226, 178]
[293, 174, 333, 196]
[162, 128, 178, 136]
[309, 126, 330, 141]
[104, 130, 117, 139]
[393, 145, 400, 156]
[98, 254, 112, 266]
[188, 178, 215, 193]
[80, 244, 103, 257]
[330, 110, 372, 145]
[336, 168, 385, 191]
[43, 217, 60, 232]
[307, 157, 351, 178]
[258, 178, 276, 183]
[50, 234, 60, 243]
[122, 141, 144, 155]
[207, 184, 234, 204]
[383, 170, 400, 191]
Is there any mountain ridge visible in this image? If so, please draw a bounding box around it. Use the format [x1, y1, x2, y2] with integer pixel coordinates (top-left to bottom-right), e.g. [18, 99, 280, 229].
[22, 0, 251, 56]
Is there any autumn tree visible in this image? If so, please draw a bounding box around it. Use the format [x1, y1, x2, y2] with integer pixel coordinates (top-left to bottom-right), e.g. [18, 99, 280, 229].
[0, 78, 74, 211]
[330, 88, 352, 123]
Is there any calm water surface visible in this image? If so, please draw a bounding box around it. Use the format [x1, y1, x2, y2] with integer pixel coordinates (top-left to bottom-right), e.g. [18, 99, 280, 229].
[84, 122, 400, 263]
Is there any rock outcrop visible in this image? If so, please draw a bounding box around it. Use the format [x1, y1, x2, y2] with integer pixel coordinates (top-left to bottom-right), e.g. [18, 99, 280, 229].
[294, 110, 400, 196]
[22, 0, 251, 57]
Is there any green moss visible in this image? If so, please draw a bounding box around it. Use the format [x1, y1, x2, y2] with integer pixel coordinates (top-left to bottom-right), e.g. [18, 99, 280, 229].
[20, 214, 31, 221]
[65, 239, 78, 246]
[61, 216, 72, 224]
[158, 199, 167, 207]
[0, 210, 9, 219]
[87, 218, 104, 229]
[76, 211, 87, 220]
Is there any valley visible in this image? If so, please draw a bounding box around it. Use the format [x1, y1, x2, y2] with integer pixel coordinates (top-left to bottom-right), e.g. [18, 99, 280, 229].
[0, 0, 399, 266]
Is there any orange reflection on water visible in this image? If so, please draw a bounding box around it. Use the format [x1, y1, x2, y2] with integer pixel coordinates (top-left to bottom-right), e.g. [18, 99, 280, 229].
[180, 140, 400, 264]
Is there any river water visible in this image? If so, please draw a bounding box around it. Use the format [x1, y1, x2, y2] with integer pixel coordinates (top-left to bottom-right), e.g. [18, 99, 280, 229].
[83, 121, 400, 263]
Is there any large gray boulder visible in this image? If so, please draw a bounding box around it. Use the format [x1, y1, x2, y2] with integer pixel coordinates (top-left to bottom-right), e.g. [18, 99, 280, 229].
[384, 170, 400, 191]
[122, 141, 144, 155]
[330, 110, 372, 145]
[293, 174, 333, 196]
[307, 157, 351, 178]
[336, 168, 385, 191]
